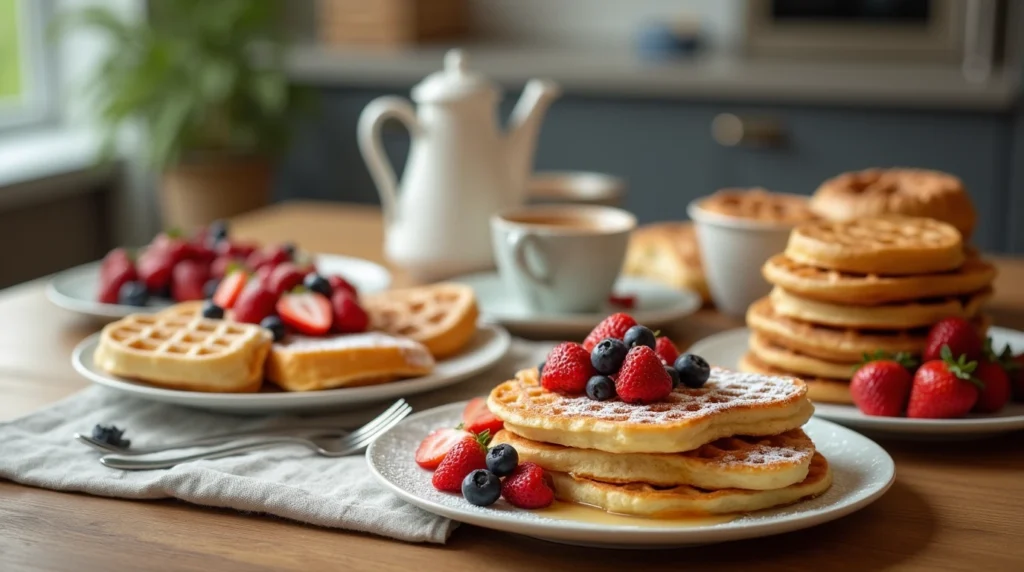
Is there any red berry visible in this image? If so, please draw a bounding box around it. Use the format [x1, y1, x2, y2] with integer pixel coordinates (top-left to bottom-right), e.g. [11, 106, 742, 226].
[136, 249, 175, 293]
[850, 361, 913, 417]
[431, 438, 487, 492]
[923, 318, 983, 363]
[973, 360, 1011, 413]
[232, 282, 278, 324]
[170, 259, 209, 302]
[583, 313, 637, 352]
[97, 248, 137, 304]
[216, 240, 258, 259]
[277, 291, 333, 335]
[654, 337, 679, 366]
[212, 270, 249, 309]
[415, 428, 474, 470]
[210, 255, 243, 280]
[462, 397, 504, 436]
[607, 294, 636, 309]
[330, 290, 369, 334]
[907, 350, 981, 419]
[184, 243, 216, 266]
[501, 462, 555, 509]
[540, 342, 595, 394]
[328, 275, 358, 297]
[615, 346, 673, 404]
[267, 263, 305, 298]
[150, 233, 189, 265]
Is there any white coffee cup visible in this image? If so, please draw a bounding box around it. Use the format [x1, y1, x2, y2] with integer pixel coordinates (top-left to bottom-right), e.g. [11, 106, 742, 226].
[491, 204, 636, 313]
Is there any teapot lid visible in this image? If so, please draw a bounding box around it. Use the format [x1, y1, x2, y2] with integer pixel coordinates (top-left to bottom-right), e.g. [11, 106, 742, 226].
[412, 50, 500, 103]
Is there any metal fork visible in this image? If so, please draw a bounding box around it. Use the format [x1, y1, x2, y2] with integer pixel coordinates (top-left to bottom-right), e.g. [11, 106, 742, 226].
[98, 400, 412, 471]
[76, 425, 352, 455]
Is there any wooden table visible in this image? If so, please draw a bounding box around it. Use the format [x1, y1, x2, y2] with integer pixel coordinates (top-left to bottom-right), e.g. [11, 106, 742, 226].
[2, 201, 1022, 572]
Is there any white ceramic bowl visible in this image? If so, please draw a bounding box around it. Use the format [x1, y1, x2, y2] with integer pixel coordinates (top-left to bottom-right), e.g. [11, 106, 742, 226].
[687, 197, 805, 317]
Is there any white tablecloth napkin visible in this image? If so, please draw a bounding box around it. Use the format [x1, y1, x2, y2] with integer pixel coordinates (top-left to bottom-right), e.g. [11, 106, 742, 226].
[0, 339, 552, 544]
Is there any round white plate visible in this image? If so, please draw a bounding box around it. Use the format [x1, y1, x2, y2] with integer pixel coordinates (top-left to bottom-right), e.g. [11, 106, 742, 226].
[688, 327, 1024, 438]
[452, 272, 702, 338]
[47, 254, 392, 320]
[367, 401, 894, 548]
[72, 325, 510, 414]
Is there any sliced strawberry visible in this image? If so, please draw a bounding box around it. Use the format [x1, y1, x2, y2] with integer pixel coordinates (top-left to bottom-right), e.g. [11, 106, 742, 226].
[415, 427, 474, 470]
[213, 270, 249, 309]
[462, 397, 503, 436]
[277, 291, 333, 336]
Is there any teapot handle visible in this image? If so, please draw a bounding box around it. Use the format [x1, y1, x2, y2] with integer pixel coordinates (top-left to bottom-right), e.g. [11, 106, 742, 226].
[357, 97, 422, 225]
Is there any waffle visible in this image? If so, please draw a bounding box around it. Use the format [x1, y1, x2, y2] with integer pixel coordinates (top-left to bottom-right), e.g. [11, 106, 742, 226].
[810, 168, 976, 239]
[785, 216, 964, 276]
[697, 188, 817, 224]
[749, 332, 856, 380]
[623, 222, 710, 302]
[486, 368, 813, 454]
[770, 286, 991, 330]
[94, 310, 272, 392]
[762, 254, 996, 306]
[739, 353, 852, 404]
[492, 429, 814, 490]
[549, 452, 832, 517]
[362, 283, 478, 359]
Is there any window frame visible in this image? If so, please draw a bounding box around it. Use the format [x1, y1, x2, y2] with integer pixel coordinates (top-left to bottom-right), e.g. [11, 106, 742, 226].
[0, 0, 58, 132]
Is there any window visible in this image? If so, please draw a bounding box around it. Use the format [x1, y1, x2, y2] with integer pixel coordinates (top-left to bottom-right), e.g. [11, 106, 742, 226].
[0, 0, 54, 130]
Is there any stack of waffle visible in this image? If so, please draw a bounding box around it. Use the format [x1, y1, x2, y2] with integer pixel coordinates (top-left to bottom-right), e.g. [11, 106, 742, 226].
[486, 368, 832, 517]
[741, 216, 997, 404]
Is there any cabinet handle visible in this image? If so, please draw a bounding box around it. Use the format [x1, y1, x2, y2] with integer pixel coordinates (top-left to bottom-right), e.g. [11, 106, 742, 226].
[712, 113, 787, 148]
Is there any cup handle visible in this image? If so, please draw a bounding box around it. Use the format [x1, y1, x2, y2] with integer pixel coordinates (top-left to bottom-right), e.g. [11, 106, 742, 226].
[509, 232, 551, 286]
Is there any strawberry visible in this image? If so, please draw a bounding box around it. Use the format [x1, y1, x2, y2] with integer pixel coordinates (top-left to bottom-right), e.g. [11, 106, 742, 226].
[246, 249, 273, 272]
[212, 270, 249, 309]
[583, 313, 637, 352]
[210, 255, 243, 280]
[328, 275, 358, 298]
[923, 317, 983, 363]
[540, 342, 595, 394]
[330, 290, 369, 333]
[973, 360, 1011, 413]
[277, 291, 333, 335]
[615, 345, 674, 404]
[150, 232, 189, 264]
[215, 240, 258, 259]
[97, 248, 137, 304]
[501, 462, 555, 509]
[267, 263, 305, 298]
[255, 265, 274, 288]
[183, 242, 216, 266]
[415, 427, 474, 470]
[431, 434, 488, 492]
[850, 353, 915, 417]
[462, 397, 503, 436]
[232, 282, 278, 324]
[655, 337, 679, 366]
[607, 294, 636, 309]
[265, 245, 292, 266]
[907, 347, 982, 419]
[136, 248, 175, 293]
[170, 259, 209, 302]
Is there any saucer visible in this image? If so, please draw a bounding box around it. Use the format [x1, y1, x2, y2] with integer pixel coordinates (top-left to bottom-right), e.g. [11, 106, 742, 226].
[452, 273, 701, 338]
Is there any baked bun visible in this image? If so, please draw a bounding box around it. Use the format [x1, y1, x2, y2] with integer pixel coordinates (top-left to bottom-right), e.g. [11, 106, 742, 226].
[624, 222, 710, 302]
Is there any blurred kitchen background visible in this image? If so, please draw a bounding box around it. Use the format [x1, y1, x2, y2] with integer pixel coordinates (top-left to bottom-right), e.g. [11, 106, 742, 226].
[0, 0, 1021, 288]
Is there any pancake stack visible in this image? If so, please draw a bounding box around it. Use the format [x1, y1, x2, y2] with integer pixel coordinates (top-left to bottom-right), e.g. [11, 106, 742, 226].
[742, 216, 997, 404]
[486, 367, 832, 517]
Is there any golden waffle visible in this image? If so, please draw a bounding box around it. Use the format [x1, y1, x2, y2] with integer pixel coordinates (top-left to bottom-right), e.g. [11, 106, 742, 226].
[492, 429, 814, 491]
[94, 309, 272, 393]
[810, 168, 976, 239]
[362, 283, 478, 359]
[739, 353, 852, 404]
[549, 452, 832, 518]
[623, 222, 710, 302]
[697, 188, 817, 224]
[749, 332, 856, 380]
[785, 216, 964, 276]
[486, 368, 813, 454]
[770, 286, 991, 330]
[762, 254, 996, 306]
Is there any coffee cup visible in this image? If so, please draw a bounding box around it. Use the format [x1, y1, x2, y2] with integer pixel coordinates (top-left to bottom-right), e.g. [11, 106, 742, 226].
[491, 205, 636, 313]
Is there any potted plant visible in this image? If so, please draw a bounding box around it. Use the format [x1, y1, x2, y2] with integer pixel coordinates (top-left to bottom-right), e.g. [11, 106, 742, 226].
[62, 0, 306, 231]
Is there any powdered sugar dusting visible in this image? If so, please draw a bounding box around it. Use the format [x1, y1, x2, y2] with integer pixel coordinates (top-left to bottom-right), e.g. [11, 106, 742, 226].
[694, 431, 814, 468]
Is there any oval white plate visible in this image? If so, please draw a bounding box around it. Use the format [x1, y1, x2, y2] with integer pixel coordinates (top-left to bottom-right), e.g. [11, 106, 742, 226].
[452, 273, 702, 338]
[72, 325, 510, 414]
[47, 254, 392, 320]
[689, 327, 1024, 438]
[368, 401, 893, 548]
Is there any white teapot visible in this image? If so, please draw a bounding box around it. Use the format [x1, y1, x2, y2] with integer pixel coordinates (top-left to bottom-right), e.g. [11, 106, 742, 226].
[358, 50, 560, 281]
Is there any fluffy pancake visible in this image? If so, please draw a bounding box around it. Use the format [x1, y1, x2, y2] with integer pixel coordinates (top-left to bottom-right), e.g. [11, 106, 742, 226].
[492, 429, 814, 490]
[549, 452, 832, 517]
[749, 333, 856, 380]
[487, 368, 813, 454]
[739, 352, 853, 405]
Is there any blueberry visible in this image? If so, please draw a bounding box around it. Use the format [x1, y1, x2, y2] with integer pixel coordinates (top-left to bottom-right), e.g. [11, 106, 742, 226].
[303, 273, 333, 298]
[486, 443, 519, 477]
[209, 219, 229, 242]
[203, 279, 220, 299]
[117, 281, 148, 306]
[586, 375, 616, 401]
[675, 353, 710, 388]
[538, 361, 545, 375]
[282, 242, 297, 259]
[153, 284, 172, 299]
[201, 300, 225, 319]
[462, 469, 502, 507]
[260, 315, 286, 342]
[591, 338, 628, 375]
[91, 424, 130, 449]
[665, 365, 681, 389]
[623, 325, 656, 350]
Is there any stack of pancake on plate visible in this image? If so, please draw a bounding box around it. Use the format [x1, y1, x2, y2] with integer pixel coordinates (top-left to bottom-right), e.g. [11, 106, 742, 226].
[486, 367, 832, 517]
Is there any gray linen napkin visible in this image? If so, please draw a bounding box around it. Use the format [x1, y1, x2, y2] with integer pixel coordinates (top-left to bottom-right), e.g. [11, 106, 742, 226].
[0, 339, 552, 544]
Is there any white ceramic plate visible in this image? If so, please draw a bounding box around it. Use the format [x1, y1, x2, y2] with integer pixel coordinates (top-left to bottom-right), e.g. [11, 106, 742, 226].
[367, 401, 894, 548]
[688, 327, 1024, 438]
[452, 272, 702, 338]
[47, 254, 392, 320]
[72, 325, 510, 414]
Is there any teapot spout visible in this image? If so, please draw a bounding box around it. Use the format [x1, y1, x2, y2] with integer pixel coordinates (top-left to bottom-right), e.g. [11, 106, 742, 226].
[505, 79, 561, 200]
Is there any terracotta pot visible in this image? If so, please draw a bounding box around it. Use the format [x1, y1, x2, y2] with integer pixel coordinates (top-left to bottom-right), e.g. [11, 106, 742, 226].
[160, 156, 273, 232]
